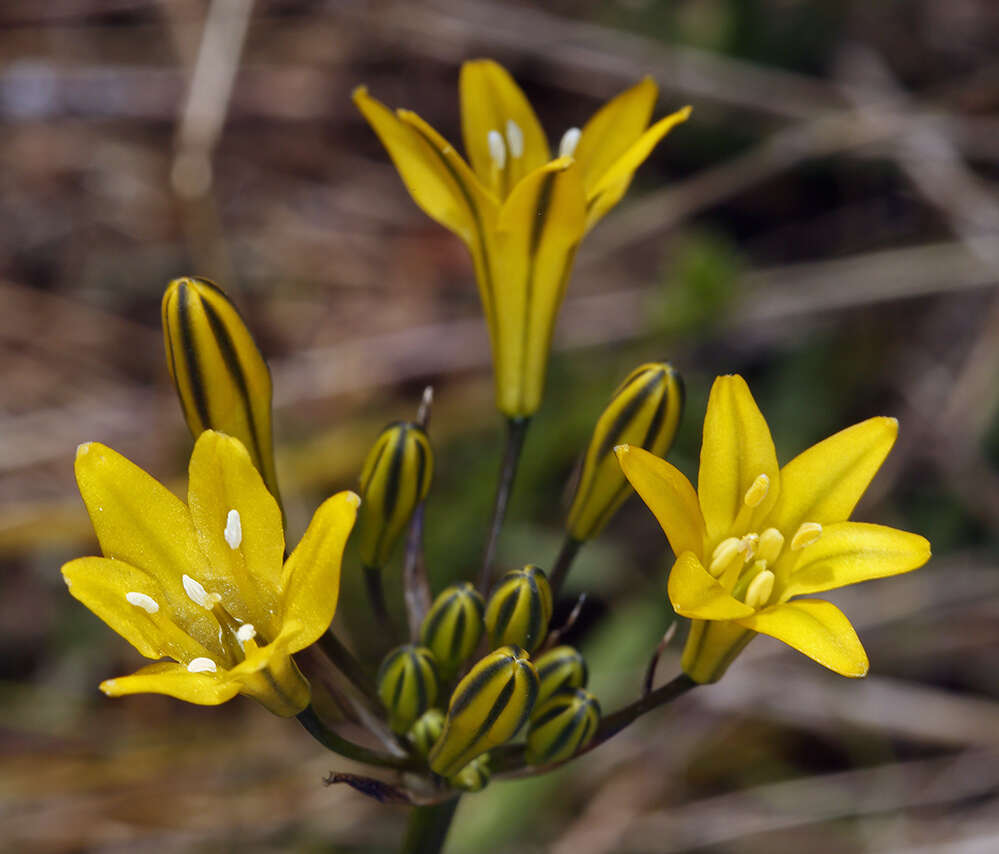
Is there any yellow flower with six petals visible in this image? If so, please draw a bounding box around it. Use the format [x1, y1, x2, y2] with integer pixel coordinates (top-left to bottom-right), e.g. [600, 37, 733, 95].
[616, 375, 930, 683]
[354, 60, 690, 417]
[62, 430, 358, 716]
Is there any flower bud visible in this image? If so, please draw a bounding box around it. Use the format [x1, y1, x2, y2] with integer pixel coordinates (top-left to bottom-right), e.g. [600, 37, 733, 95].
[161, 277, 280, 503]
[532, 645, 588, 712]
[450, 754, 491, 792]
[357, 421, 433, 569]
[484, 565, 553, 654]
[376, 644, 439, 734]
[420, 583, 486, 679]
[567, 363, 683, 541]
[407, 708, 445, 757]
[429, 646, 539, 777]
[526, 688, 601, 766]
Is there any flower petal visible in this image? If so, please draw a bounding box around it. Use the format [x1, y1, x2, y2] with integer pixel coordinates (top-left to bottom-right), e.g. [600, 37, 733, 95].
[73, 441, 217, 648]
[698, 375, 780, 544]
[668, 551, 755, 620]
[460, 59, 550, 189]
[491, 158, 587, 416]
[735, 599, 869, 677]
[585, 105, 691, 230]
[615, 444, 705, 560]
[100, 661, 241, 706]
[279, 491, 359, 651]
[187, 431, 284, 638]
[62, 557, 212, 662]
[781, 522, 930, 600]
[770, 417, 898, 534]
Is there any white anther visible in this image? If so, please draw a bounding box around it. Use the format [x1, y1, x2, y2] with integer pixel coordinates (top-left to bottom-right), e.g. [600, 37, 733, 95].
[182, 573, 218, 610]
[487, 129, 506, 169]
[790, 522, 823, 551]
[236, 623, 257, 645]
[558, 127, 581, 158]
[743, 474, 770, 508]
[186, 657, 218, 674]
[758, 528, 785, 565]
[125, 591, 159, 614]
[708, 537, 742, 577]
[505, 119, 524, 158]
[345, 491, 361, 508]
[224, 508, 242, 550]
[744, 569, 775, 610]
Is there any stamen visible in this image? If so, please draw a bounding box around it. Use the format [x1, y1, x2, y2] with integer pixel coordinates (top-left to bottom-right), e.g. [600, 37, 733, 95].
[182, 573, 219, 610]
[487, 130, 506, 169]
[236, 623, 257, 646]
[743, 474, 770, 508]
[758, 528, 785, 564]
[790, 522, 823, 551]
[125, 591, 159, 614]
[709, 537, 742, 577]
[740, 533, 760, 562]
[505, 119, 524, 158]
[224, 508, 242, 550]
[187, 657, 218, 674]
[744, 570, 775, 609]
[558, 127, 581, 158]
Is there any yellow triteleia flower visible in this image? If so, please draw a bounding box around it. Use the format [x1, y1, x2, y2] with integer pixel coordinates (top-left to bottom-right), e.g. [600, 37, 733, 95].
[61, 430, 358, 716]
[354, 60, 690, 417]
[616, 375, 930, 683]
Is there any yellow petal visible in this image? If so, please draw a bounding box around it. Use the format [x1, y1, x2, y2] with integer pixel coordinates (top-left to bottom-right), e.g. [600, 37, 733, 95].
[780, 522, 930, 600]
[615, 444, 705, 560]
[573, 76, 658, 195]
[460, 59, 550, 191]
[279, 491, 359, 651]
[73, 441, 217, 650]
[770, 417, 898, 534]
[698, 375, 780, 544]
[101, 661, 241, 706]
[62, 557, 213, 662]
[187, 431, 284, 638]
[585, 105, 691, 230]
[491, 158, 587, 416]
[667, 551, 755, 620]
[736, 599, 869, 677]
[353, 87, 496, 244]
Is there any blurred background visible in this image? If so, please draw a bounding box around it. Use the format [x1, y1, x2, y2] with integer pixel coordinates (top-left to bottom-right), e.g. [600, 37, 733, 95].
[3, 0, 999, 851]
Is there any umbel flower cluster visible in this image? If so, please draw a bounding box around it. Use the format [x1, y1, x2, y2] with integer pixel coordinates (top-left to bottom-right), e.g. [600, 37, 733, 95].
[63, 60, 930, 845]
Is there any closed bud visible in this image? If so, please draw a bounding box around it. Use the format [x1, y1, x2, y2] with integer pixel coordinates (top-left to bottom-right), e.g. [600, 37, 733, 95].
[450, 754, 491, 792]
[526, 688, 601, 766]
[429, 646, 539, 777]
[484, 565, 553, 654]
[420, 582, 486, 679]
[161, 277, 280, 503]
[357, 421, 433, 569]
[567, 363, 683, 541]
[533, 645, 588, 713]
[376, 644, 439, 734]
[407, 708, 445, 757]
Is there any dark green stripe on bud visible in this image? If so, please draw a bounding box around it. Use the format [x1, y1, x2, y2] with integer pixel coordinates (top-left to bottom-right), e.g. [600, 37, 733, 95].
[161, 277, 280, 503]
[357, 421, 433, 569]
[376, 644, 439, 734]
[406, 708, 445, 757]
[450, 754, 491, 792]
[567, 362, 683, 541]
[533, 645, 588, 713]
[429, 646, 539, 778]
[484, 565, 553, 654]
[420, 582, 485, 679]
[526, 688, 601, 766]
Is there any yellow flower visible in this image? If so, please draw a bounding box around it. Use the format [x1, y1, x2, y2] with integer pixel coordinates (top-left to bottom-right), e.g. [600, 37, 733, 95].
[616, 375, 930, 684]
[354, 60, 690, 417]
[62, 430, 358, 716]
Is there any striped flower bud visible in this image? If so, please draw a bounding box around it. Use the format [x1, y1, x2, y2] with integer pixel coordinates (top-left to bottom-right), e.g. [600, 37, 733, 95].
[450, 754, 491, 792]
[407, 708, 445, 757]
[567, 362, 683, 541]
[161, 277, 281, 503]
[420, 583, 486, 679]
[376, 644, 439, 734]
[357, 421, 433, 569]
[533, 645, 588, 712]
[429, 646, 539, 777]
[526, 688, 601, 766]
[484, 565, 553, 654]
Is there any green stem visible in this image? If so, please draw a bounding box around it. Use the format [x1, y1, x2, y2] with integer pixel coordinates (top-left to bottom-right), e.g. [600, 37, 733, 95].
[296, 705, 422, 771]
[547, 535, 582, 596]
[402, 797, 461, 854]
[364, 564, 396, 636]
[317, 630, 379, 702]
[477, 417, 531, 594]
